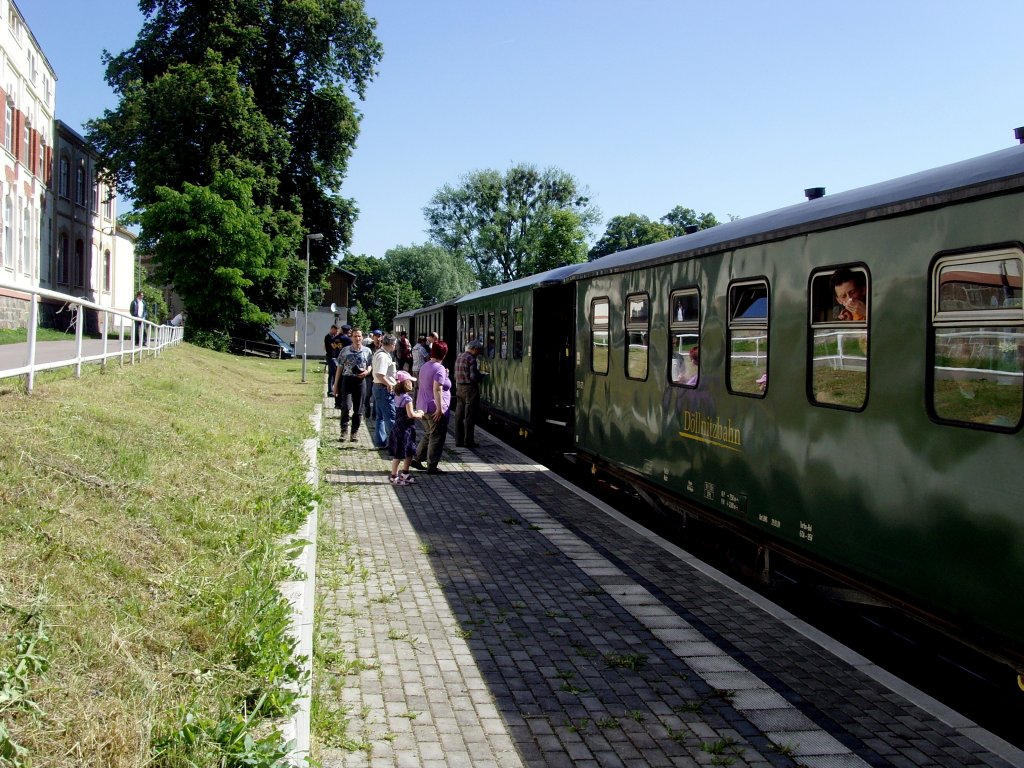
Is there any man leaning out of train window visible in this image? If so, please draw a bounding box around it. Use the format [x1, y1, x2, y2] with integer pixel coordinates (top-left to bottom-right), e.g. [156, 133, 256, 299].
[830, 268, 867, 321]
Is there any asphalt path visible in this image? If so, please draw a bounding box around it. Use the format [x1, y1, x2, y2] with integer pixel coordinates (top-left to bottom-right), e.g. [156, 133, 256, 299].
[0, 339, 142, 374]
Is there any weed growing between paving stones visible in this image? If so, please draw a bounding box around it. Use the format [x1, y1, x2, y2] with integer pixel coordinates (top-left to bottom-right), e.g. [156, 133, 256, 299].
[604, 652, 648, 672]
[0, 344, 321, 766]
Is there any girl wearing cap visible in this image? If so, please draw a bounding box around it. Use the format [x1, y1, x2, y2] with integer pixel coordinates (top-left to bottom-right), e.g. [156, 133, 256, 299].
[387, 371, 424, 485]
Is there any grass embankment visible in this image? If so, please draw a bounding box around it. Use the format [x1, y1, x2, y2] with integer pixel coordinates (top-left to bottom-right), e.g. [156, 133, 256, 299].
[0, 345, 322, 766]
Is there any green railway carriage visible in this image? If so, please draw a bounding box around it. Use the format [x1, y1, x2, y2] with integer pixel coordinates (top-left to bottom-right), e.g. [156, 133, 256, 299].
[454, 264, 583, 441]
[569, 143, 1024, 672]
[395, 299, 458, 370]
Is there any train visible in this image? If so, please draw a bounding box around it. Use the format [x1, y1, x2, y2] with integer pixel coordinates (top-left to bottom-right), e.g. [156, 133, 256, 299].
[394, 139, 1024, 681]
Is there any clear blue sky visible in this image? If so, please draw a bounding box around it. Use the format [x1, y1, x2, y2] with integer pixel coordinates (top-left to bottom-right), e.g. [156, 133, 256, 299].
[23, 0, 1024, 260]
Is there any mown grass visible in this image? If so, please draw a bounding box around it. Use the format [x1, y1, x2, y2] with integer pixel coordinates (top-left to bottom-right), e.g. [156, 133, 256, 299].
[0, 344, 321, 766]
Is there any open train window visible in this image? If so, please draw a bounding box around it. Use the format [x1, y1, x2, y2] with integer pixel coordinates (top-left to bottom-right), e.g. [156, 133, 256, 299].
[809, 266, 869, 410]
[467, 313, 476, 345]
[486, 311, 496, 358]
[625, 293, 649, 380]
[930, 248, 1023, 430]
[669, 289, 700, 387]
[500, 310, 509, 359]
[591, 298, 609, 375]
[727, 279, 768, 397]
[513, 307, 524, 359]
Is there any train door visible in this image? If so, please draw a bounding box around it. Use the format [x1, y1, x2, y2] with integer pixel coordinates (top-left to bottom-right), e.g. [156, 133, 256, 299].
[532, 283, 576, 444]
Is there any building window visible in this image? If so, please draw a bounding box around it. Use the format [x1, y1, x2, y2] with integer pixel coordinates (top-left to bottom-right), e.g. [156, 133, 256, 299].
[670, 289, 700, 386]
[75, 166, 86, 205]
[728, 279, 769, 397]
[58, 156, 70, 198]
[591, 298, 609, 374]
[930, 249, 1023, 430]
[22, 119, 30, 166]
[92, 173, 100, 212]
[57, 233, 68, 284]
[4, 104, 11, 153]
[103, 250, 111, 292]
[21, 201, 30, 275]
[74, 239, 84, 287]
[2, 195, 10, 270]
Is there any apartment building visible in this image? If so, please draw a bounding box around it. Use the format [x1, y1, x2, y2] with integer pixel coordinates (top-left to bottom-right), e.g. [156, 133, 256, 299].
[0, 0, 55, 328]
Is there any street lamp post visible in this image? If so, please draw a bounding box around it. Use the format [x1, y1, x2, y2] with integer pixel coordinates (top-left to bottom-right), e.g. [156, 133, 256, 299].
[302, 233, 324, 383]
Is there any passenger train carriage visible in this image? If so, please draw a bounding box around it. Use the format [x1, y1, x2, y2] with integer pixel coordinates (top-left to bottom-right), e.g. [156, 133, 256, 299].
[404, 141, 1024, 677]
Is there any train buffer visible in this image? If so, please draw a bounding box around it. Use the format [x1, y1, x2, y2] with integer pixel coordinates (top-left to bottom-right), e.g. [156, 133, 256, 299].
[316, 415, 1024, 767]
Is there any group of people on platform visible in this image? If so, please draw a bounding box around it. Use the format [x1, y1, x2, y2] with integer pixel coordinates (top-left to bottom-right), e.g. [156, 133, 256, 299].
[323, 324, 486, 487]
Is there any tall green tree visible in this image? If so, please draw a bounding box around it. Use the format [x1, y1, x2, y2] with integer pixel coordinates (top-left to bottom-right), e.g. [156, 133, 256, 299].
[140, 171, 297, 333]
[87, 0, 382, 334]
[588, 214, 674, 260]
[661, 206, 719, 236]
[424, 164, 599, 287]
[385, 244, 477, 307]
[589, 206, 720, 260]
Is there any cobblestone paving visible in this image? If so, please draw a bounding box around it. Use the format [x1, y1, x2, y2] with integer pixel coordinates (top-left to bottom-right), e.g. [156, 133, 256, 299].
[314, 413, 1020, 768]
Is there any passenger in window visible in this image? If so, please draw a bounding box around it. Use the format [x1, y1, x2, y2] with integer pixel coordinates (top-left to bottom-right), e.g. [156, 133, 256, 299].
[684, 346, 699, 386]
[831, 268, 867, 321]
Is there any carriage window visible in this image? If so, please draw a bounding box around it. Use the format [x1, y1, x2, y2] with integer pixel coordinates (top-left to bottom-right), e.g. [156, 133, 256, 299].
[810, 266, 869, 409]
[931, 250, 1023, 429]
[728, 280, 769, 397]
[486, 312, 496, 358]
[513, 307, 524, 360]
[477, 313, 485, 344]
[467, 313, 475, 344]
[500, 310, 509, 359]
[670, 290, 700, 387]
[591, 298, 609, 374]
[625, 294, 649, 380]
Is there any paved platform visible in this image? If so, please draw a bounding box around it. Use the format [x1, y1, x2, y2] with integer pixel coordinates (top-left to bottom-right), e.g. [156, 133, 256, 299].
[315, 407, 1024, 768]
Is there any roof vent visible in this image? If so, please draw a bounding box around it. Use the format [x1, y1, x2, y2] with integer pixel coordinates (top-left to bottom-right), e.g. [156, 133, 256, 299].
[683, 225, 699, 234]
[1015, 127, 1024, 144]
[804, 187, 825, 201]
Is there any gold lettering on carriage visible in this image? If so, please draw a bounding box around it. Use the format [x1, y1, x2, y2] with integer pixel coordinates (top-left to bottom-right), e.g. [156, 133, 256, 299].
[679, 409, 743, 453]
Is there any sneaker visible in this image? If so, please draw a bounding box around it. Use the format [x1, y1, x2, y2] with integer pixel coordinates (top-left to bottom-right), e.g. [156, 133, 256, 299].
[400, 473, 417, 484]
[350, 435, 359, 442]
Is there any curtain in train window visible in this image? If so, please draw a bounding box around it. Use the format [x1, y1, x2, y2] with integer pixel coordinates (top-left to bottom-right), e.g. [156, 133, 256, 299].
[500, 310, 509, 359]
[486, 312, 496, 358]
[591, 298, 609, 374]
[931, 250, 1023, 429]
[809, 266, 869, 409]
[670, 289, 700, 386]
[728, 280, 769, 396]
[625, 294, 649, 380]
[513, 307, 524, 359]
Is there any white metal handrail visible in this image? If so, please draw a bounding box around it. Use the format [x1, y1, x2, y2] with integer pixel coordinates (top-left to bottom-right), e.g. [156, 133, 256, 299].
[0, 279, 184, 394]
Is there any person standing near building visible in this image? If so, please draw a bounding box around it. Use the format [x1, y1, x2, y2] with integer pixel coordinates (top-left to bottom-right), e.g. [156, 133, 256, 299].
[324, 324, 340, 398]
[129, 291, 146, 347]
[396, 330, 413, 372]
[333, 328, 372, 442]
[454, 339, 485, 448]
[371, 334, 398, 448]
[411, 341, 452, 474]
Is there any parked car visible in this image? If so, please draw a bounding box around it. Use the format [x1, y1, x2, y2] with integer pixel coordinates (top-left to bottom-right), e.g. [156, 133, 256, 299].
[229, 327, 295, 359]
